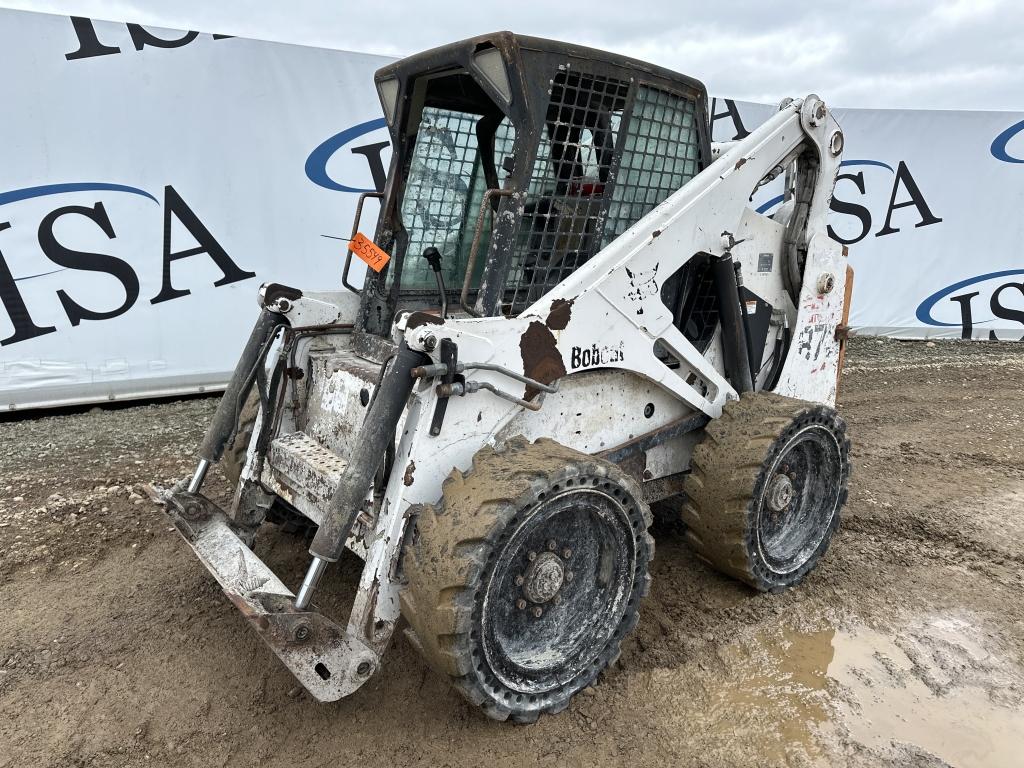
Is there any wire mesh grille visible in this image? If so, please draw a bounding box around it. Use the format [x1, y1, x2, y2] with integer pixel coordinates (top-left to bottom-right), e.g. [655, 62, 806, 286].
[601, 85, 701, 247]
[502, 70, 629, 312]
[503, 75, 702, 314]
[394, 107, 481, 292]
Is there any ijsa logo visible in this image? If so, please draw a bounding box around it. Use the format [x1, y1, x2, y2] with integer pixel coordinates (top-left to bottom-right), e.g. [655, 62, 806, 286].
[0, 184, 253, 346]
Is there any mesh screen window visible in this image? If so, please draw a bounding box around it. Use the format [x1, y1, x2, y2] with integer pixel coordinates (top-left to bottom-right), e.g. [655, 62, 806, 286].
[503, 76, 701, 314]
[394, 107, 481, 292]
[602, 86, 701, 246]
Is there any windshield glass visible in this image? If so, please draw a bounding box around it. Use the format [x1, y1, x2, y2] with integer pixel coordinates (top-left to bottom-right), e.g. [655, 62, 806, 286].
[390, 106, 514, 294]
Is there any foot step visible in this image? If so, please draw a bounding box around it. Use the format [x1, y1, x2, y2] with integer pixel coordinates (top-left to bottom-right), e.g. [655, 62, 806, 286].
[263, 432, 348, 525]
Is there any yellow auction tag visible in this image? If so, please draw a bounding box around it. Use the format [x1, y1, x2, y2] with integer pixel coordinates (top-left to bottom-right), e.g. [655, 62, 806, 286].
[349, 232, 391, 272]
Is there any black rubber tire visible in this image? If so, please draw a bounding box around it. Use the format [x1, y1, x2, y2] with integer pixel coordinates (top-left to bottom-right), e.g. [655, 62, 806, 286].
[220, 390, 260, 487]
[399, 437, 653, 723]
[681, 392, 850, 592]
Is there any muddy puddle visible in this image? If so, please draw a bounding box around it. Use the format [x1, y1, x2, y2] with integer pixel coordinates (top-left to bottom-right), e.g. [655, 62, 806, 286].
[633, 613, 1024, 766]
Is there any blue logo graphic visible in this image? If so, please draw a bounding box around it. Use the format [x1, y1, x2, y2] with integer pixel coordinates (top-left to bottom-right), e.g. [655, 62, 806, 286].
[754, 160, 893, 214]
[991, 119, 1024, 164]
[0, 183, 159, 282]
[915, 269, 1024, 327]
[305, 118, 389, 194]
[0, 182, 158, 208]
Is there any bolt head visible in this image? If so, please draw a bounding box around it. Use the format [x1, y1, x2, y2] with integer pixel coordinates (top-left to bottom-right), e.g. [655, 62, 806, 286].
[547, 539, 558, 551]
[516, 598, 527, 610]
[767, 473, 795, 513]
[553, 594, 561, 604]
[293, 623, 311, 642]
[562, 548, 572, 559]
[830, 130, 844, 156]
[565, 570, 574, 583]
[532, 606, 543, 618]
[515, 575, 525, 586]
[527, 551, 537, 562]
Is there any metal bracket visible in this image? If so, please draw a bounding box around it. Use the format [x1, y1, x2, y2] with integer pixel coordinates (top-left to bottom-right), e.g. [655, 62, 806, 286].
[429, 338, 459, 436]
[161, 491, 378, 701]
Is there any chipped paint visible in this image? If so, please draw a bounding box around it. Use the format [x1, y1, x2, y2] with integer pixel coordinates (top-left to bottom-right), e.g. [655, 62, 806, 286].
[546, 297, 574, 331]
[519, 321, 567, 400]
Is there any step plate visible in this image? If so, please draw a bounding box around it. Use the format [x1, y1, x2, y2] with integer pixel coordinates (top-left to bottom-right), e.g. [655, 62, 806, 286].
[263, 432, 348, 526]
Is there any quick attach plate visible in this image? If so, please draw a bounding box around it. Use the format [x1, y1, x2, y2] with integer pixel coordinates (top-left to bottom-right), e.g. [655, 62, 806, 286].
[162, 491, 378, 701]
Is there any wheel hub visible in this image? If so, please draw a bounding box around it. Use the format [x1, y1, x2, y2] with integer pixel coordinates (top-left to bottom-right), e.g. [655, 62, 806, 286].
[766, 473, 794, 512]
[522, 551, 565, 604]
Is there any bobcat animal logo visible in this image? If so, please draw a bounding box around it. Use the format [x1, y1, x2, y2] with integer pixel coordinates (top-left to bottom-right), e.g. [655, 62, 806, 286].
[625, 264, 659, 315]
[234, 548, 269, 593]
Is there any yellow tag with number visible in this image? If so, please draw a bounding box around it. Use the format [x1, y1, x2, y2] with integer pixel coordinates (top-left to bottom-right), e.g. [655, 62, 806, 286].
[349, 232, 391, 272]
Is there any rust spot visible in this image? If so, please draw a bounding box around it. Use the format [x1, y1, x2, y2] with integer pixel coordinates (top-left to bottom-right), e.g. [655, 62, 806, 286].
[842, 245, 849, 257]
[734, 157, 748, 170]
[406, 311, 443, 330]
[520, 321, 567, 401]
[403, 460, 416, 486]
[546, 297, 574, 331]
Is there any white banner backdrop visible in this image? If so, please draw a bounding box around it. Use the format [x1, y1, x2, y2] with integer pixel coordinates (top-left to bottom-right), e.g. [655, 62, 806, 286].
[0, 9, 393, 409]
[709, 99, 1024, 342]
[1, 9, 1022, 410]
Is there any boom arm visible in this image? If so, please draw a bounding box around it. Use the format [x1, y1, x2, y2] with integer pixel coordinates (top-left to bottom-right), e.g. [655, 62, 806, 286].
[406, 95, 847, 417]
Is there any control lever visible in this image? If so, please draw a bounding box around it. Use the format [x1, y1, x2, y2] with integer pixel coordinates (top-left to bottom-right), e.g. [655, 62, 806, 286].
[422, 247, 447, 319]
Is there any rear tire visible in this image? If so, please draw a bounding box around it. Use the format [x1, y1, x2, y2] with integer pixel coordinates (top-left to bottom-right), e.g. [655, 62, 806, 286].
[681, 392, 850, 592]
[400, 437, 653, 722]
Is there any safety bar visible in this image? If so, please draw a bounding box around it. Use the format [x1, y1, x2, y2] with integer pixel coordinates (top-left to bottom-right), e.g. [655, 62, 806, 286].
[460, 188, 513, 316]
[342, 191, 385, 294]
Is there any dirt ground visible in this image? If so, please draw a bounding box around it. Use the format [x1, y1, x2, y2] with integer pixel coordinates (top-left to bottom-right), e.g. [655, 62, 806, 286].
[2, 337, 1023, 768]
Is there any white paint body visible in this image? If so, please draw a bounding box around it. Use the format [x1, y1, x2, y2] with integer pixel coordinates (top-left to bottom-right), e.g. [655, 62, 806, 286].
[231, 96, 849, 697]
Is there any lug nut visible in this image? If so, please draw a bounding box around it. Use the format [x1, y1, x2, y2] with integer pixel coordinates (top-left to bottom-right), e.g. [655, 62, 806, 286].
[562, 548, 572, 559]
[532, 606, 543, 618]
[553, 594, 561, 604]
[527, 551, 537, 562]
[565, 571, 574, 583]
[788, 472, 797, 481]
[547, 539, 558, 551]
[516, 599, 527, 610]
[515, 575, 524, 586]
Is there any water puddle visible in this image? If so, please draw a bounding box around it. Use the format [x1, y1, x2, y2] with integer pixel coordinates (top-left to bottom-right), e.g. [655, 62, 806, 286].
[707, 615, 1024, 766]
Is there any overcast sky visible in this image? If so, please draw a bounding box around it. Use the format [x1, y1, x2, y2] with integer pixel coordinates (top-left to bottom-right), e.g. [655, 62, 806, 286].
[3, 0, 1022, 110]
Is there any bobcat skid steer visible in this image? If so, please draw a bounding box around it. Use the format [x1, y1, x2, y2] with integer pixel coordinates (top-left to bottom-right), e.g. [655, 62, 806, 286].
[160, 32, 853, 722]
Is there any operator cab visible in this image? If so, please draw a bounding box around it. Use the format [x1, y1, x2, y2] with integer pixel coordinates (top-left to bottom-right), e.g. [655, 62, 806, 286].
[351, 32, 713, 358]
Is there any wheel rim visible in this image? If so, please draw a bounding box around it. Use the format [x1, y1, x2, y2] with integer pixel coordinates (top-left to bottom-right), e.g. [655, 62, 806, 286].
[755, 424, 843, 575]
[479, 484, 639, 696]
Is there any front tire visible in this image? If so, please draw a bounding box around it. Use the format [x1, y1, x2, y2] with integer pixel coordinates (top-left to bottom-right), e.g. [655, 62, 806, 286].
[400, 438, 653, 722]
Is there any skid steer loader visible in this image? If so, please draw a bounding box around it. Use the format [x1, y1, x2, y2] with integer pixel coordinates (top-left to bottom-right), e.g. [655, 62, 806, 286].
[159, 32, 852, 722]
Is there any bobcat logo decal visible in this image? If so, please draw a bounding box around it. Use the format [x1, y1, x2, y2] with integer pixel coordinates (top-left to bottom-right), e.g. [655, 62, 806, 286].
[625, 264, 659, 315]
